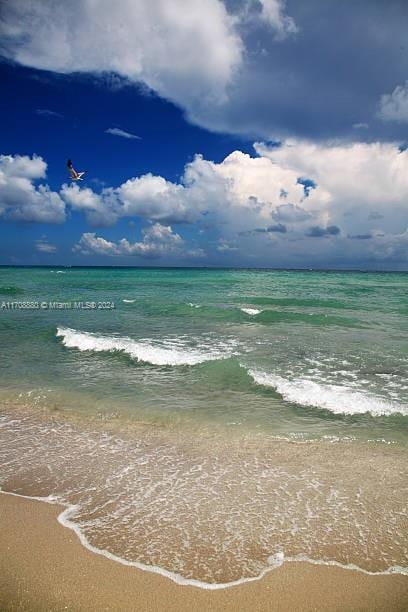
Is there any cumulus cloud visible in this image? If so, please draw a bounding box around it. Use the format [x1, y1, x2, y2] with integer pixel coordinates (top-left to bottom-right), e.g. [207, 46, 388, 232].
[105, 127, 141, 140]
[189, 2, 408, 140]
[73, 223, 201, 260]
[255, 140, 408, 233]
[2, 141, 408, 267]
[378, 81, 408, 123]
[60, 148, 319, 232]
[0, 0, 242, 111]
[60, 183, 117, 226]
[0, 154, 65, 223]
[3, 0, 405, 142]
[60, 139, 408, 250]
[272, 203, 312, 223]
[0, 0, 318, 140]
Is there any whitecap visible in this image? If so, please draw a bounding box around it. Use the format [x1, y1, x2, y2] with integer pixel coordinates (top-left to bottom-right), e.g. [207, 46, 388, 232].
[56, 327, 236, 366]
[122, 299, 135, 304]
[241, 308, 261, 316]
[248, 370, 407, 417]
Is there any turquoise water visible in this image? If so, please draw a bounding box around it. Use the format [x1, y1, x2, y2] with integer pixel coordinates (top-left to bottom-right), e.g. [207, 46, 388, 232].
[1, 267, 407, 585]
[1, 267, 407, 442]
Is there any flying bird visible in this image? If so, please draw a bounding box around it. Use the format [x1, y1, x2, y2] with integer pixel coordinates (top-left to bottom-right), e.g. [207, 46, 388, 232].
[67, 159, 85, 181]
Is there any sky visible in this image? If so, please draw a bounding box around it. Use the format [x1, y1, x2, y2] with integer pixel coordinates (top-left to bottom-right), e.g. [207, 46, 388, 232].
[0, 0, 407, 269]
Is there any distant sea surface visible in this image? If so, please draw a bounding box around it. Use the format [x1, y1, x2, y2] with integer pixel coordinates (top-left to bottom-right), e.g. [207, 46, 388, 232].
[1, 267, 407, 586]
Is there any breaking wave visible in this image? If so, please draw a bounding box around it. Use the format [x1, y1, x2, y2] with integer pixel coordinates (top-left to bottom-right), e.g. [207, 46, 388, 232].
[240, 308, 262, 315]
[248, 370, 407, 417]
[56, 327, 237, 366]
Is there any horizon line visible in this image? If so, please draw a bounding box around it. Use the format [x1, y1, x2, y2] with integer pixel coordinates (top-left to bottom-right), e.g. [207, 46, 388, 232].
[0, 265, 407, 274]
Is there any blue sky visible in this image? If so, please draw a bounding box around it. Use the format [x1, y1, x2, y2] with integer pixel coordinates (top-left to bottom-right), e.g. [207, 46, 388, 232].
[0, 0, 407, 269]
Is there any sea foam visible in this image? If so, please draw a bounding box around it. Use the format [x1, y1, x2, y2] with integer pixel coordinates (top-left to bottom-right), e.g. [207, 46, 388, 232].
[240, 308, 262, 316]
[248, 370, 407, 417]
[56, 327, 235, 366]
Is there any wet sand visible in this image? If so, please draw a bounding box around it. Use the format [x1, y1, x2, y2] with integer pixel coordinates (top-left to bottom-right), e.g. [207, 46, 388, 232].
[1, 493, 407, 612]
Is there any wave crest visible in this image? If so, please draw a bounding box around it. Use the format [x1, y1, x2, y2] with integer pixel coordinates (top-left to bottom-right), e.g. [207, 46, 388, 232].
[248, 370, 407, 417]
[56, 327, 236, 366]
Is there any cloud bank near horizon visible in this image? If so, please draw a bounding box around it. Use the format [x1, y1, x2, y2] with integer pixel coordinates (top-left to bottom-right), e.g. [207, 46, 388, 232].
[1, 142, 407, 268]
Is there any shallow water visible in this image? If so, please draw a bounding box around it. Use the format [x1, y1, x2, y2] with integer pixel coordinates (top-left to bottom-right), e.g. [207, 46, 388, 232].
[0, 267, 407, 585]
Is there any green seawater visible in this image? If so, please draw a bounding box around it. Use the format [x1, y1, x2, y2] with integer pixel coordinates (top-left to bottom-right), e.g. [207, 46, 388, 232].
[1, 267, 408, 584]
[1, 266, 407, 444]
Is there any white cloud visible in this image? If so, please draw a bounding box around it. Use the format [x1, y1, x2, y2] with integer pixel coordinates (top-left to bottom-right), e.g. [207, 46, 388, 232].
[35, 239, 57, 253]
[105, 127, 141, 140]
[0, 153, 47, 179]
[258, 0, 298, 38]
[0, 154, 65, 223]
[118, 174, 193, 222]
[254, 140, 408, 233]
[60, 183, 117, 226]
[2, 143, 407, 267]
[61, 140, 408, 246]
[1, 0, 406, 144]
[73, 223, 199, 260]
[272, 203, 312, 223]
[73, 233, 120, 256]
[378, 81, 408, 123]
[0, 0, 242, 110]
[217, 240, 238, 252]
[60, 149, 315, 231]
[352, 122, 368, 130]
[36, 109, 63, 118]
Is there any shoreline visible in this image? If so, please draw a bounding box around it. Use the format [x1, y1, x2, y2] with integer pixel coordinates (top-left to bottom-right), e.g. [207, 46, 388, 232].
[1, 493, 407, 611]
[3, 490, 407, 590]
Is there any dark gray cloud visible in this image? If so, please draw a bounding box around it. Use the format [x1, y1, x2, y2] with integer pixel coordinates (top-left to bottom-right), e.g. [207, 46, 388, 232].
[238, 223, 288, 236]
[191, 1, 408, 141]
[348, 233, 373, 240]
[266, 223, 287, 233]
[251, 223, 287, 234]
[306, 225, 340, 237]
[3, 1, 407, 142]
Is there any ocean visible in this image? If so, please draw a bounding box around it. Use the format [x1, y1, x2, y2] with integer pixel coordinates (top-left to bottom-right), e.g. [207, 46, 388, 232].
[0, 267, 407, 586]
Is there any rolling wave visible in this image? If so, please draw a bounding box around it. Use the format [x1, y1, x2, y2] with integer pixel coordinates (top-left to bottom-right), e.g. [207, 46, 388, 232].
[248, 370, 407, 417]
[56, 327, 237, 366]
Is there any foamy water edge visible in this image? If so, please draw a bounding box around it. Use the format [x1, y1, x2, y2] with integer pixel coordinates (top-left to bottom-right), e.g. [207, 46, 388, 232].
[2, 490, 406, 589]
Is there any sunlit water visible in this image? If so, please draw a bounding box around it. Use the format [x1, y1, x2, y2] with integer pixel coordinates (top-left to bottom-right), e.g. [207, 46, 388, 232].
[0, 267, 407, 585]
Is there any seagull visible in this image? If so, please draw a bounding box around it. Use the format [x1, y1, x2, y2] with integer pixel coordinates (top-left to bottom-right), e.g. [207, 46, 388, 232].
[67, 159, 85, 181]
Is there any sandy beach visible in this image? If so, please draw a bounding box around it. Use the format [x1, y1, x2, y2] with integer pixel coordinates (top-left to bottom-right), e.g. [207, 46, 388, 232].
[1, 493, 407, 612]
